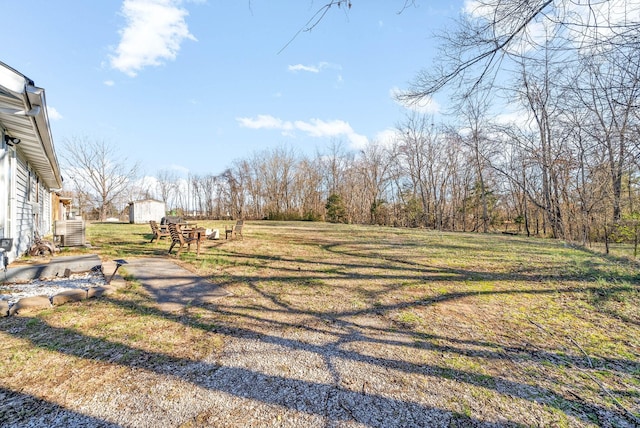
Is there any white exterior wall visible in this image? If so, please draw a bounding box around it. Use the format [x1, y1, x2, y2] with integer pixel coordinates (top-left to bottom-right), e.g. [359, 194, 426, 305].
[14, 156, 32, 258]
[42, 184, 52, 235]
[0, 145, 56, 262]
[0, 62, 64, 263]
[33, 176, 52, 235]
[0, 133, 9, 243]
[129, 200, 166, 224]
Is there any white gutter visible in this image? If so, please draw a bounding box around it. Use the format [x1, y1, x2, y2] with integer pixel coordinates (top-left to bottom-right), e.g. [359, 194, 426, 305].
[0, 64, 26, 94]
[0, 61, 63, 190]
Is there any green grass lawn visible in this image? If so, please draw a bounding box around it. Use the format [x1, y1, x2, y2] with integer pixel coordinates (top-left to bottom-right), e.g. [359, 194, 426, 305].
[2, 220, 639, 426]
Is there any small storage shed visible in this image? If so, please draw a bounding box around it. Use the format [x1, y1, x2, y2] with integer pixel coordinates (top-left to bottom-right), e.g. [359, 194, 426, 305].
[128, 199, 166, 224]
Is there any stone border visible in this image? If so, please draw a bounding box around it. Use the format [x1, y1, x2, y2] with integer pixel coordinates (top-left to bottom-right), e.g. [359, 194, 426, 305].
[1, 261, 127, 317]
[3, 254, 103, 283]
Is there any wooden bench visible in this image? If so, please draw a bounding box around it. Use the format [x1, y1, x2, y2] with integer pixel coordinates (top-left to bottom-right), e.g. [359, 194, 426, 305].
[149, 220, 170, 243]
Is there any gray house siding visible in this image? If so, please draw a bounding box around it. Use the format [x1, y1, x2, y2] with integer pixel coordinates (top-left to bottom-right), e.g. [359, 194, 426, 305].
[0, 62, 63, 264]
[8, 155, 54, 260]
[42, 182, 52, 237]
[14, 156, 32, 258]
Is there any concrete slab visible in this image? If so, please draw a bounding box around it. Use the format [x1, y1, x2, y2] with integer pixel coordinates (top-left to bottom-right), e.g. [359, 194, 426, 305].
[4, 254, 102, 283]
[124, 257, 231, 312]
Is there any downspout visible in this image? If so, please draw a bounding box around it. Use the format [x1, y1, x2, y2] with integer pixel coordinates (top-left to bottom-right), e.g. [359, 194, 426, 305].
[0, 130, 7, 239]
[4, 139, 18, 263]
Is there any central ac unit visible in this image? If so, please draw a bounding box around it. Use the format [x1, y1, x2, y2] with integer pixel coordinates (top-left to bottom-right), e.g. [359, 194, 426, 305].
[56, 220, 86, 246]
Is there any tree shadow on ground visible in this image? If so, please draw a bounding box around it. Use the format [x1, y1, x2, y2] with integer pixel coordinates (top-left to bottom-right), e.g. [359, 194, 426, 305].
[1, 311, 522, 428]
[4, 226, 638, 426]
[0, 387, 122, 428]
[2, 265, 637, 426]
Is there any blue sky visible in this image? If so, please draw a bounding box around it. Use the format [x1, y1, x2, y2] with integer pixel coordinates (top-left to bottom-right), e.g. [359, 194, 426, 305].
[1, 0, 464, 179]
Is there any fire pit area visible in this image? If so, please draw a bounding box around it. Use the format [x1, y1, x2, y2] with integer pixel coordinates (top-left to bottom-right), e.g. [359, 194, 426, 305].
[0, 255, 125, 317]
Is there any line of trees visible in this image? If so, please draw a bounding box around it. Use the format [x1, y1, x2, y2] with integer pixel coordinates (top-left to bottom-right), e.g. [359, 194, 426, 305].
[174, 0, 638, 246]
[60, 0, 640, 248]
[64, 67, 638, 245]
[152, 86, 639, 246]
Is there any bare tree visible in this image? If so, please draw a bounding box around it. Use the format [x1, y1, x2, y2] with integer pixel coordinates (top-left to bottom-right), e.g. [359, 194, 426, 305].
[518, 59, 568, 238]
[319, 139, 351, 197]
[396, 113, 434, 227]
[61, 136, 139, 221]
[220, 163, 247, 219]
[399, 0, 640, 100]
[244, 156, 265, 219]
[293, 156, 324, 220]
[572, 51, 640, 224]
[357, 142, 393, 225]
[441, 133, 474, 231]
[156, 169, 179, 208]
[457, 96, 498, 233]
[261, 146, 298, 218]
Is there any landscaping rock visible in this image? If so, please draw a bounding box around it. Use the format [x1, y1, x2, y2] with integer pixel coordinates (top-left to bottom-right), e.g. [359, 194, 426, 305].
[52, 289, 88, 305]
[0, 300, 8, 317]
[9, 295, 52, 316]
[87, 285, 116, 299]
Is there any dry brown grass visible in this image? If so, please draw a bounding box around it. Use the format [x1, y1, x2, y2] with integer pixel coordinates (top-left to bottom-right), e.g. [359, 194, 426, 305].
[1, 221, 639, 427]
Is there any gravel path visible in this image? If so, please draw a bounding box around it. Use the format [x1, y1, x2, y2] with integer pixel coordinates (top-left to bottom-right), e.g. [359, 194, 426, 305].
[2, 256, 628, 427]
[1, 327, 479, 428]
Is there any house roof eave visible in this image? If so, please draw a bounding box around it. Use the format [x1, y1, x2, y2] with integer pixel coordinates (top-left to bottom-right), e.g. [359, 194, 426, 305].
[0, 61, 63, 190]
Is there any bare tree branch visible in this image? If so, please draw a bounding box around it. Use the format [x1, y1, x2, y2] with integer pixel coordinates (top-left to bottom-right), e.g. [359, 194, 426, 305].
[61, 136, 139, 221]
[278, 1, 352, 54]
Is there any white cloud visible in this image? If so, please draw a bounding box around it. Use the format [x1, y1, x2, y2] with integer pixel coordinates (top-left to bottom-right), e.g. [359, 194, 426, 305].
[374, 129, 398, 148]
[288, 64, 320, 73]
[294, 118, 352, 138]
[237, 115, 368, 149]
[288, 62, 341, 74]
[391, 87, 441, 114]
[463, 0, 640, 54]
[347, 133, 369, 150]
[462, 0, 548, 54]
[135, 175, 158, 191]
[104, 80, 115, 87]
[168, 163, 190, 176]
[566, 0, 640, 51]
[110, 0, 196, 77]
[463, 0, 490, 18]
[494, 106, 534, 130]
[237, 114, 294, 131]
[47, 107, 63, 121]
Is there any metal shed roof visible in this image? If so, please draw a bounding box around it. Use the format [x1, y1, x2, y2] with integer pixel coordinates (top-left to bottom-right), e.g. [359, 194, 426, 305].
[0, 61, 63, 190]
